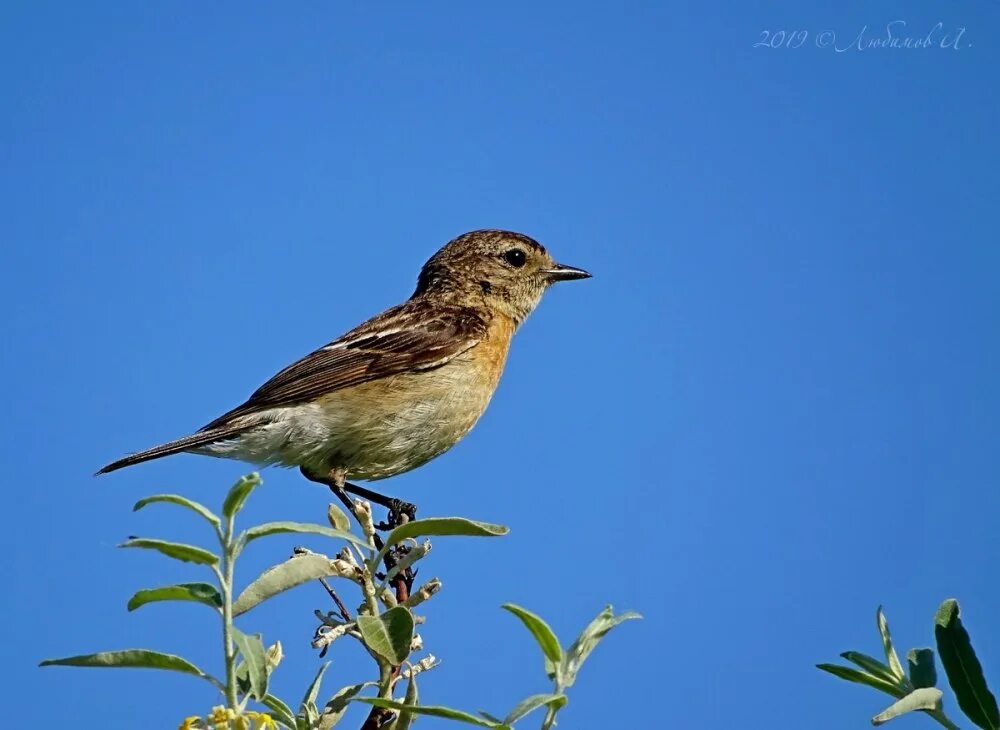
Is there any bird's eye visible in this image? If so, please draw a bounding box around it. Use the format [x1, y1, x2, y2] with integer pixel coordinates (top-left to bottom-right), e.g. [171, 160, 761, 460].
[503, 249, 526, 268]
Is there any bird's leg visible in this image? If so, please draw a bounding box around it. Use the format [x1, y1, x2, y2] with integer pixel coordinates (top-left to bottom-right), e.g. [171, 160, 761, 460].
[344, 481, 417, 600]
[299, 467, 373, 533]
[299, 468, 416, 601]
[299, 466, 359, 522]
[298, 468, 416, 530]
[343, 482, 417, 531]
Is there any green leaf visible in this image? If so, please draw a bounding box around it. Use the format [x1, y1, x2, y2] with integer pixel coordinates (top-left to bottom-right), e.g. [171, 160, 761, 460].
[908, 648, 938, 689]
[222, 472, 262, 519]
[395, 670, 420, 730]
[40, 649, 215, 685]
[352, 699, 507, 728]
[503, 694, 567, 725]
[356, 606, 414, 666]
[133, 494, 221, 527]
[478, 711, 504, 724]
[877, 606, 907, 682]
[232, 628, 268, 701]
[300, 662, 331, 716]
[816, 664, 907, 699]
[372, 517, 508, 569]
[127, 582, 222, 612]
[500, 604, 563, 680]
[119, 538, 218, 566]
[935, 598, 999, 730]
[327, 503, 351, 532]
[840, 651, 903, 686]
[234, 554, 342, 616]
[563, 605, 641, 687]
[302, 700, 320, 730]
[240, 644, 282, 700]
[261, 694, 298, 729]
[318, 682, 376, 730]
[872, 687, 943, 725]
[239, 521, 369, 553]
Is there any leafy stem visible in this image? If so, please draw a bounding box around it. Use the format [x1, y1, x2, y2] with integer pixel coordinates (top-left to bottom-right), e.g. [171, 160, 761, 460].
[40, 471, 638, 730]
[819, 601, 998, 730]
[218, 510, 239, 711]
[357, 507, 394, 702]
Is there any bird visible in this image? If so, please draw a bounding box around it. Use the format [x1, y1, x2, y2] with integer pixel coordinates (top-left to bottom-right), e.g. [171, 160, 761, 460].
[97, 229, 591, 513]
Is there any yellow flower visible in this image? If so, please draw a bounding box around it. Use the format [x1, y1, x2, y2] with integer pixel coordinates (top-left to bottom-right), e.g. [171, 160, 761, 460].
[207, 706, 236, 729]
[181, 706, 277, 730]
[245, 711, 278, 729]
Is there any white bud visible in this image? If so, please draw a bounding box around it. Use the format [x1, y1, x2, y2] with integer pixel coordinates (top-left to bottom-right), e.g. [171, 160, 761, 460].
[404, 578, 443, 608]
[311, 621, 353, 650]
[401, 654, 440, 678]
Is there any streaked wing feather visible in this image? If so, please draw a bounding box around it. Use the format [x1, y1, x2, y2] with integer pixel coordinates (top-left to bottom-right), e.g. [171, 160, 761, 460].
[202, 303, 486, 429]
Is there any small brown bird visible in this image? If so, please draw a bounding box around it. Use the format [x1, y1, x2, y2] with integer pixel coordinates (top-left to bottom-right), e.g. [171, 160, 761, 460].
[98, 229, 590, 507]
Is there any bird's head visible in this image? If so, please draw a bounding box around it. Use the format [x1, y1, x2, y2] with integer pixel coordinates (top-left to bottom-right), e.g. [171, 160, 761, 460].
[413, 229, 591, 324]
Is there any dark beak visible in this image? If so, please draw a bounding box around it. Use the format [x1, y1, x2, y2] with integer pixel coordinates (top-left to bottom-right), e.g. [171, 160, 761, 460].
[542, 263, 592, 282]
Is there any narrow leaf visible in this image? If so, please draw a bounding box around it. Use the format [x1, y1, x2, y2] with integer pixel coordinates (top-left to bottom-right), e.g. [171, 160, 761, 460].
[232, 628, 268, 700]
[841, 651, 903, 686]
[40, 649, 214, 684]
[240, 522, 368, 551]
[372, 517, 508, 568]
[261, 694, 298, 729]
[395, 670, 420, 730]
[816, 664, 907, 699]
[356, 606, 414, 665]
[500, 604, 563, 675]
[563, 605, 641, 687]
[128, 582, 222, 612]
[300, 662, 331, 716]
[908, 648, 938, 689]
[318, 682, 376, 730]
[504, 694, 567, 725]
[872, 687, 943, 725]
[223, 472, 262, 519]
[303, 700, 320, 729]
[119, 538, 218, 566]
[935, 599, 999, 730]
[133, 494, 221, 527]
[352, 699, 504, 728]
[234, 554, 340, 616]
[877, 606, 907, 682]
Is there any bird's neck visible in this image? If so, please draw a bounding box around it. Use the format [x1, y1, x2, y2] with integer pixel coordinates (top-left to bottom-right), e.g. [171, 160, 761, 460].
[413, 286, 536, 330]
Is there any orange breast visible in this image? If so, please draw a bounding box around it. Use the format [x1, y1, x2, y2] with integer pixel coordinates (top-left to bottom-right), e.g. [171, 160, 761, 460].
[472, 313, 516, 389]
[304, 312, 518, 480]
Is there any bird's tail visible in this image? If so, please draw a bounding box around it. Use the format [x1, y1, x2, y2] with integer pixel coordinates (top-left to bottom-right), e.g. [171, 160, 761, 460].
[96, 426, 246, 475]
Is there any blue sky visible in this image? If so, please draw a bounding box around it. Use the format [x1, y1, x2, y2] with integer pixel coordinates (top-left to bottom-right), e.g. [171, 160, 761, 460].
[3, 2, 998, 728]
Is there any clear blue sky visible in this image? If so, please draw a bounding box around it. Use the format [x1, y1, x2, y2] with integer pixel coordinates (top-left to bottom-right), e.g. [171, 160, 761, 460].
[3, 2, 998, 728]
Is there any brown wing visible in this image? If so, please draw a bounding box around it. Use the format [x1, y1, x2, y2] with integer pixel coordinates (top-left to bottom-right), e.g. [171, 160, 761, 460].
[202, 301, 488, 429]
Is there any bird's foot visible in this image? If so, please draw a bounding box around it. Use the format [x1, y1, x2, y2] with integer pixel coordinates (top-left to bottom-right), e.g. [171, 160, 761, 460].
[299, 468, 416, 532]
[375, 498, 417, 531]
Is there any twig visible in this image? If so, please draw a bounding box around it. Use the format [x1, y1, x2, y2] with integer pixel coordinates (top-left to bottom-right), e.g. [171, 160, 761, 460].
[299, 469, 425, 730]
[319, 577, 352, 621]
[329, 479, 415, 604]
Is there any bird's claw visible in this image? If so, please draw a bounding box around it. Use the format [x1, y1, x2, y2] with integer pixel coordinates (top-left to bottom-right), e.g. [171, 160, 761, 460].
[375, 499, 417, 531]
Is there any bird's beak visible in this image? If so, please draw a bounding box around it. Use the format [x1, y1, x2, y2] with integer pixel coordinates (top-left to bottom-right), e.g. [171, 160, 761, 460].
[542, 263, 592, 282]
